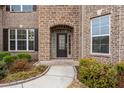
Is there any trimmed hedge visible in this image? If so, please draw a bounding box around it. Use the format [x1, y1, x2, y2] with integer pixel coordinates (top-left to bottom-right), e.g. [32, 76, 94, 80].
[17, 53, 32, 62]
[3, 55, 17, 66]
[79, 58, 117, 88]
[0, 61, 7, 80]
[0, 52, 11, 61]
[115, 62, 124, 75]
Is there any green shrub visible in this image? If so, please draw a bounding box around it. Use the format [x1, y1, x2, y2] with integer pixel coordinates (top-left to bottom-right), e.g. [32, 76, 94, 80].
[115, 62, 124, 75]
[17, 53, 32, 62]
[79, 58, 117, 88]
[0, 52, 11, 61]
[0, 61, 7, 80]
[3, 55, 17, 66]
[80, 58, 97, 66]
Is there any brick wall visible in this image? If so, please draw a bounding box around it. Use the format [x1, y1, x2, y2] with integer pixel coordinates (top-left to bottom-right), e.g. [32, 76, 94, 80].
[1, 6, 38, 60]
[38, 5, 81, 61]
[83, 5, 120, 63]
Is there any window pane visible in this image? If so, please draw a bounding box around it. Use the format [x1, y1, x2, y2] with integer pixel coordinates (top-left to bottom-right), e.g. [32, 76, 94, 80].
[92, 44, 101, 53]
[11, 5, 21, 12]
[101, 15, 109, 35]
[92, 15, 109, 36]
[92, 18, 100, 35]
[92, 36, 109, 53]
[17, 41, 26, 50]
[10, 41, 15, 50]
[92, 18, 99, 26]
[10, 30, 15, 39]
[23, 5, 33, 12]
[29, 41, 34, 50]
[17, 30, 26, 39]
[101, 15, 109, 26]
[92, 26, 100, 35]
[28, 29, 35, 40]
[92, 37, 100, 45]
[100, 36, 109, 45]
[101, 45, 109, 53]
[101, 26, 109, 34]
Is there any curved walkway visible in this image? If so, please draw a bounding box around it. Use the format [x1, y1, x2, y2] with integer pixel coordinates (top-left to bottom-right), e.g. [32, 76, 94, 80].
[4, 66, 75, 88]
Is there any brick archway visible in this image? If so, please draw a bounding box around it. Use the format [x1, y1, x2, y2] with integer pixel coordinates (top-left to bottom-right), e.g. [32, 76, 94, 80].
[50, 24, 73, 59]
[50, 24, 73, 32]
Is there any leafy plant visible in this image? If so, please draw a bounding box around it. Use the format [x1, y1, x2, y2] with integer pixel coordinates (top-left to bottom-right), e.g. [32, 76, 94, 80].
[17, 53, 32, 62]
[115, 62, 124, 75]
[80, 58, 96, 66]
[3, 55, 17, 66]
[0, 52, 11, 61]
[0, 61, 7, 80]
[79, 58, 117, 88]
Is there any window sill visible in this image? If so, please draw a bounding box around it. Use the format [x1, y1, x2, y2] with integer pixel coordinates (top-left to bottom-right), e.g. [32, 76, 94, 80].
[8, 11, 35, 13]
[9, 50, 36, 53]
[90, 53, 111, 57]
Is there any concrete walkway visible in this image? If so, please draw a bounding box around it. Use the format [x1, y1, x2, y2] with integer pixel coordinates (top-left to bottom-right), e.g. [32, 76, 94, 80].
[4, 66, 75, 88]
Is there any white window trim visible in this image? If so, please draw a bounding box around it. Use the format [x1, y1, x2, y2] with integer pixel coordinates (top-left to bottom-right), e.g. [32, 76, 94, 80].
[8, 29, 35, 52]
[10, 5, 33, 12]
[90, 15, 111, 55]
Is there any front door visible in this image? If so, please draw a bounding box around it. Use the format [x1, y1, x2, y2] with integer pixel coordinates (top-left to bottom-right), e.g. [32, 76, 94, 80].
[57, 33, 67, 57]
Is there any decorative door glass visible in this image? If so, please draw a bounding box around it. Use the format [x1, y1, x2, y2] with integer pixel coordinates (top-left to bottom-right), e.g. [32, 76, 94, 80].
[59, 35, 65, 50]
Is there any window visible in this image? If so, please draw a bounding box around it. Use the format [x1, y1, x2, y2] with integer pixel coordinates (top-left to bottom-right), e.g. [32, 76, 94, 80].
[10, 5, 33, 12]
[91, 15, 110, 54]
[9, 29, 35, 51]
[23, 5, 33, 12]
[11, 5, 21, 12]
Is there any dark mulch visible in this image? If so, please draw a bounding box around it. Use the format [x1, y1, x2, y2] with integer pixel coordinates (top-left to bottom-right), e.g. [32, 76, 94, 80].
[116, 73, 124, 88]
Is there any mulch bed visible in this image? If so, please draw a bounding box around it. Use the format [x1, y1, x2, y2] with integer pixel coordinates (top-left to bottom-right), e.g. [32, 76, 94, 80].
[68, 66, 88, 88]
[116, 73, 124, 88]
[68, 80, 88, 88]
[0, 61, 47, 84]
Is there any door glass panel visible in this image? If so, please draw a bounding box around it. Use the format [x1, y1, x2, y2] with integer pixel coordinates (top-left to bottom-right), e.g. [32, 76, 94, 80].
[68, 35, 71, 54]
[59, 35, 65, 50]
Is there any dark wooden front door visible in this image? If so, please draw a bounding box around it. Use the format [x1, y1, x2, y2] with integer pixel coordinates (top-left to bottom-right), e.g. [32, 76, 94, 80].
[57, 33, 67, 57]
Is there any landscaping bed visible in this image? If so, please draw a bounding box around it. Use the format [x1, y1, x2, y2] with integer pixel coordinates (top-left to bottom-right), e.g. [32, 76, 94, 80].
[78, 58, 124, 88]
[0, 52, 47, 84]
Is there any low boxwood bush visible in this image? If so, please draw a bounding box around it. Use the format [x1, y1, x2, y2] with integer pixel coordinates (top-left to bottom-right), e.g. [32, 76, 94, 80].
[3, 55, 17, 66]
[79, 58, 117, 88]
[115, 62, 124, 75]
[0, 61, 7, 80]
[0, 52, 11, 61]
[17, 53, 32, 62]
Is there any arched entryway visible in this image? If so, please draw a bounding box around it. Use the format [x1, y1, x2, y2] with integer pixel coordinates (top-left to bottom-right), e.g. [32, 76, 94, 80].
[50, 25, 73, 59]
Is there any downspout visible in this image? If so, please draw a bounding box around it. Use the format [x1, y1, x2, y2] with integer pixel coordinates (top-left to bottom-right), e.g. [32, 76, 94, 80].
[79, 5, 82, 60]
[119, 5, 122, 62]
